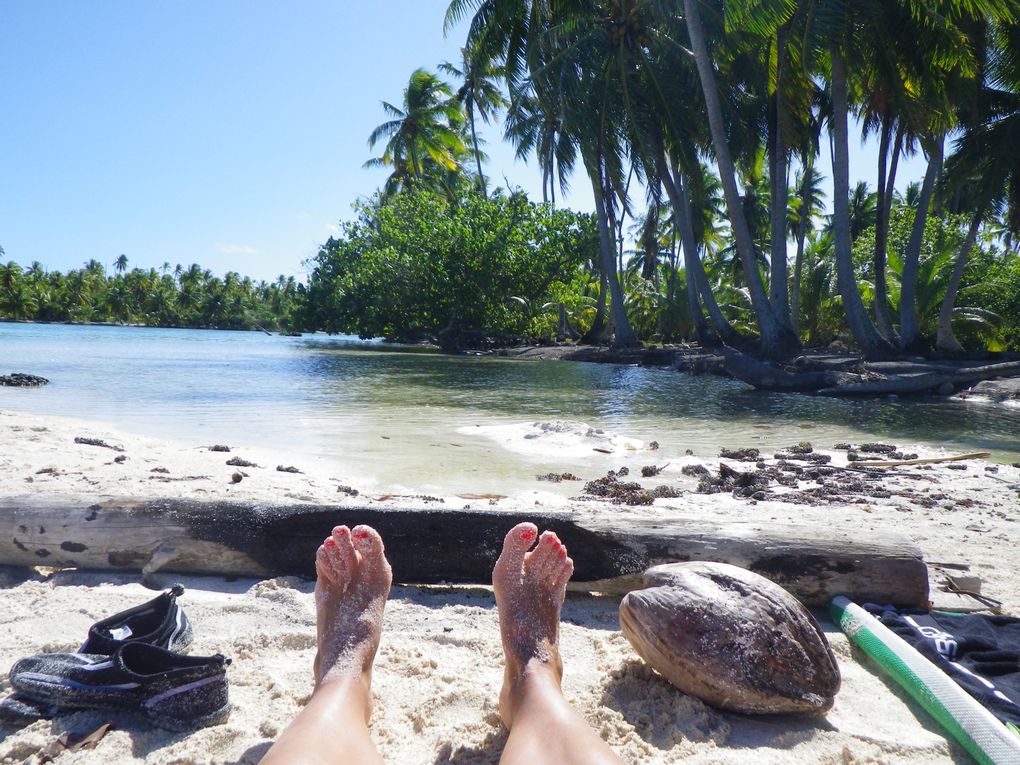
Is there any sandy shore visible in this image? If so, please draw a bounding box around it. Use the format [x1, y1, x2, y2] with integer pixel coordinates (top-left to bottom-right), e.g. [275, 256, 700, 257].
[1, 408, 1018, 764]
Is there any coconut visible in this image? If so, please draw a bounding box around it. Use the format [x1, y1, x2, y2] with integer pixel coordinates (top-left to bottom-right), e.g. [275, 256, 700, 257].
[619, 561, 840, 714]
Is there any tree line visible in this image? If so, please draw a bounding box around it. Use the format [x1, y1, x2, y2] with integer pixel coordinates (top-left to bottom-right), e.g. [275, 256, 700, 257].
[0, 254, 302, 332]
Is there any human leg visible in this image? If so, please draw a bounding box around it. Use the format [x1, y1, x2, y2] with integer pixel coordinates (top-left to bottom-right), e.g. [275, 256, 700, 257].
[493, 523, 624, 765]
[261, 525, 392, 765]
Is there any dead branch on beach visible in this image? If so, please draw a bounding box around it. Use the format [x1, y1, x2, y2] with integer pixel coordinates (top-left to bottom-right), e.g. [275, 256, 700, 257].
[722, 350, 1020, 397]
[853, 452, 991, 468]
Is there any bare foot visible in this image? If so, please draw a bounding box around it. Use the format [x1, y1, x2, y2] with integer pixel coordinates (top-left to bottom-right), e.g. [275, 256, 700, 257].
[493, 522, 574, 726]
[313, 524, 392, 700]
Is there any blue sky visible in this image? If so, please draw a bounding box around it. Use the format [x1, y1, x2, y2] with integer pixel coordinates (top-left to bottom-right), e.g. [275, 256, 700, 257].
[0, 1, 928, 283]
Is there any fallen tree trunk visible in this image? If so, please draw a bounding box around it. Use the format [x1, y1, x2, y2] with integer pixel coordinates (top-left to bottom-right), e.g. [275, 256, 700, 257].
[722, 350, 854, 391]
[0, 497, 929, 607]
[725, 351, 1020, 398]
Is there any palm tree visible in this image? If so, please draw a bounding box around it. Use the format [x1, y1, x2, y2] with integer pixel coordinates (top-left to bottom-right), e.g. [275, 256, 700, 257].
[504, 89, 575, 206]
[440, 45, 507, 195]
[848, 182, 878, 243]
[114, 254, 129, 275]
[366, 69, 467, 192]
[832, 81, 882, 356]
[891, 4, 1013, 352]
[936, 21, 1020, 353]
[682, 0, 799, 357]
[789, 165, 825, 336]
[451, 0, 641, 347]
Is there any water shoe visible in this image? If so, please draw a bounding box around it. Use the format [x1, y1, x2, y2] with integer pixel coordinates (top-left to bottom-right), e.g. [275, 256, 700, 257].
[81, 583, 193, 655]
[9, 642, 231, 731]
[0, 585, 193, 724]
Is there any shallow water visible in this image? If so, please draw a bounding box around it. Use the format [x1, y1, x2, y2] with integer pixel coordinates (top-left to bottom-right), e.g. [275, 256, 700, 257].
[1, 323, 1018, 493]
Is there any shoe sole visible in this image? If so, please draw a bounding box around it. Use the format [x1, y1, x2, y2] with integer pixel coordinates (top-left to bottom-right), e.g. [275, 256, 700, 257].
[11, 674, 231, 731]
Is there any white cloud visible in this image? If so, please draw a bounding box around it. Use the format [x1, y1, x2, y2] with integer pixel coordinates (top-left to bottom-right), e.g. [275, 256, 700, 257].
[216, 244, 257, 255]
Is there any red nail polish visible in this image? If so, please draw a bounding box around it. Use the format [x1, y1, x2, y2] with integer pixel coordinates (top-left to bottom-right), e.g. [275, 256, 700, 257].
[325, 537, 336, 548]
[353, 531, 369, 539]
[558, 548, 567, 558]
[520, 529, 536, 541]
[336, 528, 348, 536]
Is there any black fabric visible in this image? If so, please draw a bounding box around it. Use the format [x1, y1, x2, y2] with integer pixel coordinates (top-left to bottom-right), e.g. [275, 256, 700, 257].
[866, 605, 1020, 727]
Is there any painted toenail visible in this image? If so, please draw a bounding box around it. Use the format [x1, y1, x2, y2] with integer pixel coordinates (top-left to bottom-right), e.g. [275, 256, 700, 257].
[325, 537, 337, 548]
[336, 528, 348, 536]
[520, 529, 536, 541]
[353, 531, 369, 539]
[558, 548, 567, 557]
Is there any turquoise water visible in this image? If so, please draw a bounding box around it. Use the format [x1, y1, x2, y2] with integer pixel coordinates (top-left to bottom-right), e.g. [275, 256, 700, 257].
[1, 322, 1018, 492]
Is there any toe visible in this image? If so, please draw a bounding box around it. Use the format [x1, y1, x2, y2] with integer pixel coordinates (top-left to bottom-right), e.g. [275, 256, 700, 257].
[351, 525, 386, 569]
[315, 543, 336, 587]
[526, 531, 559, 576]
[540, 538, 569, 584]
[329, 526, 356, 576]
[553, 555, 574, 593]
[496, 522, 538, 572]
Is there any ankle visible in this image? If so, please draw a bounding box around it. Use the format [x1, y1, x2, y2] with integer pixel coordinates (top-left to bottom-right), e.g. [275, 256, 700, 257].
[313, 671, 374, 723]
[501, 658, 564, 724]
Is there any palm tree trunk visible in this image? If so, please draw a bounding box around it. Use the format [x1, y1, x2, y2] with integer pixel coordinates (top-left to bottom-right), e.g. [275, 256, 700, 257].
[661, 162, 738, 347]
[548, 139, 556, 206]
[899, 133, 944, 352]
[873, 114, 896, 341]
[769, 25, 792, 331]
[790, 154, 813, 338]
[885, 123, 904, 213]
[468, 105, 487, 196]
[589, 166, 639, 348]
[664, 167, 712, 345]
[409, 136, 423, 182]
[581, 269, 609, 343]
[935, 211, 982, 354]
[830, 45, 896, 359]
[683, 0, 797, 358]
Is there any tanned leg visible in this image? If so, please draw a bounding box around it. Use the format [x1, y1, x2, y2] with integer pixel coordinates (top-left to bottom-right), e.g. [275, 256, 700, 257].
[261, 525, 392, 765]
[493, 523, 624, 765]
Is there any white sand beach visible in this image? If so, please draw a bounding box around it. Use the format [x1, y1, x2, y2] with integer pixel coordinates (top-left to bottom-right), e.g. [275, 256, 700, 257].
[1, 407, 1018, 764]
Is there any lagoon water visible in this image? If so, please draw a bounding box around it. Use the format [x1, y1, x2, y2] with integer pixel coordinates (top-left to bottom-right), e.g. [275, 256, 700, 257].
[2, 322, 1018, 494]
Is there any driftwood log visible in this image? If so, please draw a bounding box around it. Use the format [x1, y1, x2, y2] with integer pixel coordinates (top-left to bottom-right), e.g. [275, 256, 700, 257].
[0, 497, 928, 607]
[723, 350, 1020, 397]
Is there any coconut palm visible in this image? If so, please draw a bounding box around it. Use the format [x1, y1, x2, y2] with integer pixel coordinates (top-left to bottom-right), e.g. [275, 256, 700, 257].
[450, 0, 643, 347]
[682, 0, 800, 357]
[440, 45, 507, 195]
[504, 89, 576, 205]
[936, 21, 1020, 352]
[365, 69, 467, 192]
[890, 5, 1015, 352]
[789, 164, 825, 336]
